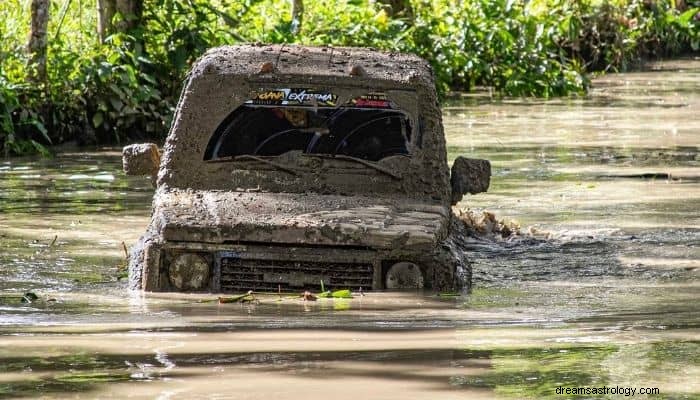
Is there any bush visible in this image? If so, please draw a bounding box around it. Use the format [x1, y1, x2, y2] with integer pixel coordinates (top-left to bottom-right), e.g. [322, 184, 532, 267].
[0, 76, 51, 156]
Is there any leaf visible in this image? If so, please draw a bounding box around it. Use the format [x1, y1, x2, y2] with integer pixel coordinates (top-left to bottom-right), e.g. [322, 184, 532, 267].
[317, 291, 331, 298]
[107, 51, 121, 64]
[31, 120, 51, 143]
[92, 112, 104, 128]
[218, 290, 255, 304]
[109, 96, 124, 112]
[30, 140, 51, 157]
[141, 73, 157, 85]
[109, 84, 125, 97]
[678, 8, 699, 24]
[331, 289, 352, 299]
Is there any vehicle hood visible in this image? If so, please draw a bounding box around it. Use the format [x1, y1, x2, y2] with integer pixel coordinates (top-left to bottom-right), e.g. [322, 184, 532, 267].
[152, 189, 450, 250]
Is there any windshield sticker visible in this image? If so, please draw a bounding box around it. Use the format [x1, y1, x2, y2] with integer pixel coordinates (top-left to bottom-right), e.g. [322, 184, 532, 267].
[348, 93, 393, 109]
[246, 89, 338, 107]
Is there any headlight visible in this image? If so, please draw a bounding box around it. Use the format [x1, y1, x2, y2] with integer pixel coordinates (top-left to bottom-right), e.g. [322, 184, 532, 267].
[168, 253, 210, 290]
[385, 262, 424, 289]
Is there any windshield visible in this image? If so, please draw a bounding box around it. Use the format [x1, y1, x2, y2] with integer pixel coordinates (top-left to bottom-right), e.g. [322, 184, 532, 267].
[204, 105, 412, 162]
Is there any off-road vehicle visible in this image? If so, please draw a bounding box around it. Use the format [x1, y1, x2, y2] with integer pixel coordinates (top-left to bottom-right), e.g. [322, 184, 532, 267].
[124, 44, 490, 293]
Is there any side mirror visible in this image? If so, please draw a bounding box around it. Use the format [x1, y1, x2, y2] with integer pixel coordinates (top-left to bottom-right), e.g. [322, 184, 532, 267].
[450, 156, 491, 205]
[123, 143, 160, 185]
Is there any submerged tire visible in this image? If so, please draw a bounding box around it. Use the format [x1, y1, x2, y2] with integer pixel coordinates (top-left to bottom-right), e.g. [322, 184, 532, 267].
[385, 262, 424, 289]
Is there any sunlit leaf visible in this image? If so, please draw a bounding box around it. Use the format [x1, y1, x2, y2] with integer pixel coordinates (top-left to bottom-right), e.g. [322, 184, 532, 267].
[331, 289, 352, 299]
[92, 112, 104, 128]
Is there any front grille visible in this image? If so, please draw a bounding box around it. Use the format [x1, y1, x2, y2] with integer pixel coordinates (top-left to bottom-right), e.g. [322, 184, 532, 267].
[220, 258, 373, 292]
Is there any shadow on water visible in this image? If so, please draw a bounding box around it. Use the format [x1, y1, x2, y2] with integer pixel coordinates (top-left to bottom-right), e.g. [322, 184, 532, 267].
[0, 349, 481, 399]
[1, 342, 698, 399]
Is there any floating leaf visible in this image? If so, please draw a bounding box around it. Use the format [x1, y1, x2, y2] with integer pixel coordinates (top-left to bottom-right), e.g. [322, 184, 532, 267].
[56, 371, 130, 383]
[218, 290, 256, 304]
[331, 289, 352, 299]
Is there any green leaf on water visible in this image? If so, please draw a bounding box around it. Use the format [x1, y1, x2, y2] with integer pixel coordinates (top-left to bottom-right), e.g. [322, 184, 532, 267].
[56, 371, 131, 383]
[317, 290, 331, 298]
[218, 291, 256, 304]
[331, 289, 352, 299]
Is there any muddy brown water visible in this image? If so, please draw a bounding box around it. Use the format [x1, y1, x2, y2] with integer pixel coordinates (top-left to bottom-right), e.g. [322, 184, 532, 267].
[1, 59, 699, 399]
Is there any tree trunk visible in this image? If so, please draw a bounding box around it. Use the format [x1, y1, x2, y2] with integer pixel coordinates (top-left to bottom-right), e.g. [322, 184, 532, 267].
[27, 0, 50, 84]
[291, 0, 303, 35]
[97, 0, 142, 41]
[115, 0, 143, 33]
[97, 0, 116, 43]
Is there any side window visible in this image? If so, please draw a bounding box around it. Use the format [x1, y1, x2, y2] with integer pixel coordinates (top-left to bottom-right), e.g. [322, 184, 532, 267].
[203, 106, 412, 162]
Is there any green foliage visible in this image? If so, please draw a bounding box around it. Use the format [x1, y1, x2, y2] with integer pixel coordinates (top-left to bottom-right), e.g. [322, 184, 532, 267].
[552, 0, 700, 72]
[0, 76, 51, 157]
[142, 0, 252, 92]
[407, 0, 588, 96]
[71, 35, 172, 143]
[1, 0, 698, 155]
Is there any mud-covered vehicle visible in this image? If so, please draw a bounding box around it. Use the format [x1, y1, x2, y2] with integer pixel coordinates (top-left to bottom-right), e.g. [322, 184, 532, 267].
[124, 44, 490, 293]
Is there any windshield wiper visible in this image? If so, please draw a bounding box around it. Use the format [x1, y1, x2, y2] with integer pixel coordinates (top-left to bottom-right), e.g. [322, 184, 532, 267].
[210, 155, 298, 176]
[304, 154, 402, 180]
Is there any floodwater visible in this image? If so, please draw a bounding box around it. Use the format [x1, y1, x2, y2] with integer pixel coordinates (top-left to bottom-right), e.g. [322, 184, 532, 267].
[1, 59, 699, 399]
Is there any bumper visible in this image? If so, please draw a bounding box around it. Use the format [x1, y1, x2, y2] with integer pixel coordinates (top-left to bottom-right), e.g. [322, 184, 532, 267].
[143, 241, 382, 292]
